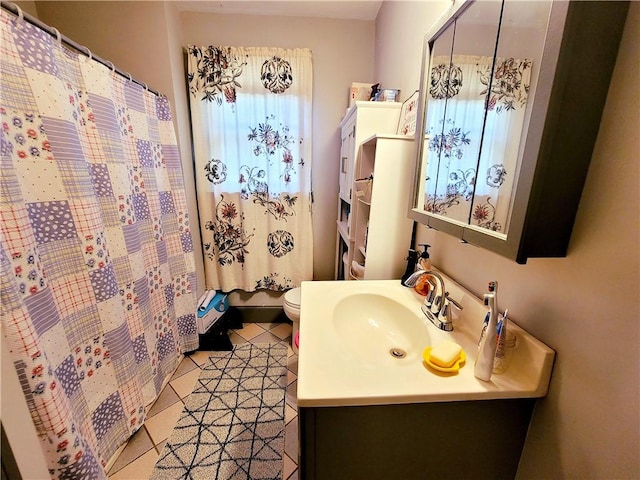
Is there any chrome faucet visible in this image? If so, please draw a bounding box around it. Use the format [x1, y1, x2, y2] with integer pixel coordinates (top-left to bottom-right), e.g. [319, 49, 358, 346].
[423, 271, 445, 313]
[420, 271, 463, 331]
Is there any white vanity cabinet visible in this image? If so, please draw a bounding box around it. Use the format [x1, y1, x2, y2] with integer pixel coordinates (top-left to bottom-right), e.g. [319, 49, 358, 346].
[335, 101, 402, 279]
[350, 135, 414, 280]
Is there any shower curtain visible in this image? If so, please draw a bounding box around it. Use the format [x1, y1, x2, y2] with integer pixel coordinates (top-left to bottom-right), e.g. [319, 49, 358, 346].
[0, 9, 197, 479]
[187, 46, 313, 292]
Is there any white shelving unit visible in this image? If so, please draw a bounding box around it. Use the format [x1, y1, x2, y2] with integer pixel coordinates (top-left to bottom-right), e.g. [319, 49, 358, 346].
[334, 101, 403, 280]
[348, 134, 415, 280]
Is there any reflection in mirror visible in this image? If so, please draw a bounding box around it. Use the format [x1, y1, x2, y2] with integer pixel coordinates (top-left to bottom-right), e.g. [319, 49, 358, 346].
[411, 0, 628, 263]
[469, 0, 551, 234]
[418, 0, 552, 236]
[422, 21, 454, 221]
[423, 1, 503, 227]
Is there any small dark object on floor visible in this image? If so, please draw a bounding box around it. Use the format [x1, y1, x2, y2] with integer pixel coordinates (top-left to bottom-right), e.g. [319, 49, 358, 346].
[191, 307, 243, 352]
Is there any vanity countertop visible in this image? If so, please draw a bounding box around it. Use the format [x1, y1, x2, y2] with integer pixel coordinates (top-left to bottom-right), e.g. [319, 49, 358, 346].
[296, 277, 555, 408]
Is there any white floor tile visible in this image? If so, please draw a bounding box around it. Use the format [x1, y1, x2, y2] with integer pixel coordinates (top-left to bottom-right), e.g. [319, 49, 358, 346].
[147, 384, 180, 418]
[269, 323, 292, 339]
[284, 454, 297, 480]
[235, 322, 264, 340]
[111, 324, 300, 474]
[109, 448, 159, 480]
[169, 367, 201, 399]
[229, 331, 247, 345]
[187, 350, 214, 366]
[285, 404, 297, 425]
[144, 402, 184, 445]
[108, 427, 153, 474]
[170, 356, 198, 380]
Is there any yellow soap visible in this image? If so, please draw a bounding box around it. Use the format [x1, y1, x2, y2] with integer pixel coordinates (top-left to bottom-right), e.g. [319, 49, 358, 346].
[429, 340, 462, 368]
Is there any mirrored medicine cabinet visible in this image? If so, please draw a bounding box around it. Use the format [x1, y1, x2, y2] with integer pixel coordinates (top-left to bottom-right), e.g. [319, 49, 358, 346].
[408, 0, 629, 263]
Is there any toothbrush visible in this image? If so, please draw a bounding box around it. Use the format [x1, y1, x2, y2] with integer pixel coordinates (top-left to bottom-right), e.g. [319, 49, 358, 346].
[497, 308, 509, 336]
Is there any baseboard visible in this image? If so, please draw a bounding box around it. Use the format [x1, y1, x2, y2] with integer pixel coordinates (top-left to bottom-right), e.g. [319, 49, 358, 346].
[236, 306, 289, 324]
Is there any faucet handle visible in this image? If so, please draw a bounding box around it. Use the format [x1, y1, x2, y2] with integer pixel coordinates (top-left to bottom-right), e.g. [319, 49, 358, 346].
[423, 279, 437, 308]
[430, 292, 443, 315]
[445, 292, 463, 311]
[438, 292, 463, 325]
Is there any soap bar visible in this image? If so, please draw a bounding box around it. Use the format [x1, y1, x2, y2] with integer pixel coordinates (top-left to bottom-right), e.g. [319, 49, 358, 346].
[429, 340, 462, 368]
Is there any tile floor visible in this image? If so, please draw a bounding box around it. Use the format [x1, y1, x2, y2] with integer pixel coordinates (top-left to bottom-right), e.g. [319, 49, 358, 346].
[107, 321, 298, 480]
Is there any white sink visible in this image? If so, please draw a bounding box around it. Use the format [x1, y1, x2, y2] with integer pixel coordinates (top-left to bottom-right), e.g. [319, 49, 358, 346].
[333, 293, 430, 366]
[297, 275, 555, 407]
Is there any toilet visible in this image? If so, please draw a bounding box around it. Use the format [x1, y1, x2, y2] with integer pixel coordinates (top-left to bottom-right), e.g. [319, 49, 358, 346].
[283, 287, 301, 353]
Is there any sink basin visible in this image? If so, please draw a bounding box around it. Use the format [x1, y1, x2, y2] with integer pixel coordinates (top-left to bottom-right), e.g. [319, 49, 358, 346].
[333, 293, 429, 366]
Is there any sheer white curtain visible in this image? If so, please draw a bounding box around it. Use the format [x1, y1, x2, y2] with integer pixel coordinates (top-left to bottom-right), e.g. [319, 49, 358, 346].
[187, 46, 313, 292]
[424, 54, 531, 232]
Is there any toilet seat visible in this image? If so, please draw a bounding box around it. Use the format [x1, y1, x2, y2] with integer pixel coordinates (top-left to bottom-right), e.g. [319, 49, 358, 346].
[284, 287, 301, 310]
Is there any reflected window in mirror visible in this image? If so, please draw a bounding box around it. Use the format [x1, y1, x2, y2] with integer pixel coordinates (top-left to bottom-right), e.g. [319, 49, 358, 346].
[422, 0, 550, 235]
[422, 20, 454, 220]
[424, 1, 503, 227]
[469, 1, 551, 235]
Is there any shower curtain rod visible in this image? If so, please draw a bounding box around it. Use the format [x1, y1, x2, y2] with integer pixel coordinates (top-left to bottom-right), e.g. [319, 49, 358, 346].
[1, 0, 161, 97]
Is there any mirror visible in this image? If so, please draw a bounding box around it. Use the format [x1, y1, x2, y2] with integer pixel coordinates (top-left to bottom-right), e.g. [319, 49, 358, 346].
[423, 1, 504, 228]
[410, 0, 554, 252]
[409, 0, 628, 264]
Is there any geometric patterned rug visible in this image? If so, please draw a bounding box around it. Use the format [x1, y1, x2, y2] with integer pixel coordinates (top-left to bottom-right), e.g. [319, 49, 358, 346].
[150, 343, 288, 480]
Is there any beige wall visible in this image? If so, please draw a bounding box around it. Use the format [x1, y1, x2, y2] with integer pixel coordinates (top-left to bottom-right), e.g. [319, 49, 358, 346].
[12, 0, 38, 17]
[376, 1, 639, 478]
[374, 0, 450, 99]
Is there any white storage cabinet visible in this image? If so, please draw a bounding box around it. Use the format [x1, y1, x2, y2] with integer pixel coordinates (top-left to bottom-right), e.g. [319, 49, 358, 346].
[335, 101, 402, 279]
[349, 135, 415, 280]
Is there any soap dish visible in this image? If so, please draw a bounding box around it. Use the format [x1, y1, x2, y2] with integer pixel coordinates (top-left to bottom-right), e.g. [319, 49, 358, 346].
[422, 347, 466, 373]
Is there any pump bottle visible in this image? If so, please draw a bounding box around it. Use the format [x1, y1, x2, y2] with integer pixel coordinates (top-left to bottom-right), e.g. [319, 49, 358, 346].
[413, 244, 433, 295]
[474, 281, 499, 381]
[417, 243, 432, 271]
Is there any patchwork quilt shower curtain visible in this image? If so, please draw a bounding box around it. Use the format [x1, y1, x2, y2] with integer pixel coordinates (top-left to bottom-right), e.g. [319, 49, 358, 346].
[0, 10, 197, 479]
[187, 46, 313, 292]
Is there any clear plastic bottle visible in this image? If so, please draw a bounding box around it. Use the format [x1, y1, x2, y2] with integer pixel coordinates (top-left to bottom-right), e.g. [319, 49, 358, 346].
[493, 331, 517, 374]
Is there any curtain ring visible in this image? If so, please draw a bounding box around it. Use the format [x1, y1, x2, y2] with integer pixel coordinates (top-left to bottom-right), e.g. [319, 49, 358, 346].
[84, 46, 92, 61]
[15, 4, 24, 24]
[143, 82, 148, 91]
[127, 73, 132, 82]
[106, 61, 116, 73]
[51, 27, 62, 45]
